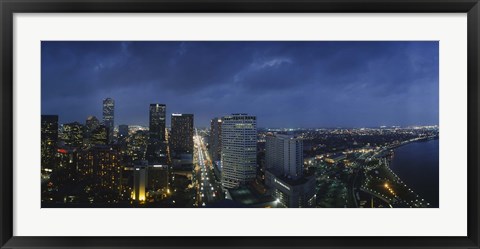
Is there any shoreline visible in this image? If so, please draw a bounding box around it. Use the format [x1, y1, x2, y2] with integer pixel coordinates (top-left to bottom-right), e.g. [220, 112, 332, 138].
[386, 138, 439, 207]
[386, 135, 439, 151]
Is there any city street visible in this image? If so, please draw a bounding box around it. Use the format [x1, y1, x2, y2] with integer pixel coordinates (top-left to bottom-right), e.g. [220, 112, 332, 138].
[194, 128, 224, 207]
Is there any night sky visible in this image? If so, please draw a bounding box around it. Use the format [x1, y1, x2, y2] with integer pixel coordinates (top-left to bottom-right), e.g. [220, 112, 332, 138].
[41, 41, 439, 128]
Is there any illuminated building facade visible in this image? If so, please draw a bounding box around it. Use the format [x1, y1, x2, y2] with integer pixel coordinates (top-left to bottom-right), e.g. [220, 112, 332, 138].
[79, 145, 121, 192]
[102, 98, 115, 144]
[85, 115, 100, 147]
[264, 170, 316, 208]
[90, 125, 108, 146]
[133, 165, 147, 202]
[85, 115, 100, 137]
[41, 115, 58, 171]
[55, 147, 78, 184]
[221, 114, 257, 189]
[208, 117, 222, 162]
[132, 162, 169, 202]
[63, 122, 84, 148]
[126, 130, 149, 162]
[170, 113, 194, 155]
[149, 104, 166, 142]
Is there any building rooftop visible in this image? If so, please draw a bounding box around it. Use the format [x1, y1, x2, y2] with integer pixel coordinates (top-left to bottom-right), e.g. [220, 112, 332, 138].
[228, 186, 275, 207]
[266, 168, 312, 186]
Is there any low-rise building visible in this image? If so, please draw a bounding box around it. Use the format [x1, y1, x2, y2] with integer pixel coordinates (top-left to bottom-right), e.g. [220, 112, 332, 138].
[265, 169, 316, 208]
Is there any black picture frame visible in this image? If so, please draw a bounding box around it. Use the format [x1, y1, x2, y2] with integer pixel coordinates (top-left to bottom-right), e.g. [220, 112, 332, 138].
[1, 0, 479, 248]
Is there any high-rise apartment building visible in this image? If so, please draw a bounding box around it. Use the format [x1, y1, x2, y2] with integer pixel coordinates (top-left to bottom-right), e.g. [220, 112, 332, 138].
[221, 114, 257, 189]
[264, 134, 315, 208]
[102, 98, 115, 144]
[208, 117, 222, 162]
[170, 113, 194, 155]
[149, 104, 166, 142]
[41, 115, 58, 171]
[265, 134, 303, 180]
[79, 145, 121, 192]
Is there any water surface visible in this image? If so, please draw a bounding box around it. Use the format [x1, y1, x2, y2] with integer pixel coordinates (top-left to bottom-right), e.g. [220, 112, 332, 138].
[389, 139, 439, 207]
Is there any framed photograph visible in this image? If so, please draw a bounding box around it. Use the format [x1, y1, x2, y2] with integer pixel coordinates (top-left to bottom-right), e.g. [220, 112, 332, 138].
[1, 0, 479, 248]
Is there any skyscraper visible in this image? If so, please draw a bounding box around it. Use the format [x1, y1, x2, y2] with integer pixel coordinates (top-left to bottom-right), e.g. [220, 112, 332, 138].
[63, 122, 84, 148]
[85, 115, 100, 146]
[265, 134, 303, 180]
[102, 98, 115, 144]
[208, 117, 222, 162]
[90, 125, 108, 146]
[41, 115, 58, 171]
[170, 113, 194, 155]
[149, 104, 166, 142]
[127, 130, 149, 162]
[221, 114, 257, 189]
[85, 115, 100, 136]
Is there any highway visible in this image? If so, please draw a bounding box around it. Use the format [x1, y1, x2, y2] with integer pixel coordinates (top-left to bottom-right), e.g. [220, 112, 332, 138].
[194, 128, 224, 207]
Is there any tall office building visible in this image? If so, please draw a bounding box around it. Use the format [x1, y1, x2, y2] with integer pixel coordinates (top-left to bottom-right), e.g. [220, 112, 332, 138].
[102, 98, 115, 144]
[208, 117, 222, 162]
[63, 122, 84, 148]
[90, 125, 108, 146]
[125, 130, 149, 162]
[149, 104, 166, 142]
[265, 134, 303, 180]
[85, 116, 100, 136]
[221, 114, 257, 189]
[41, 115, 58, 171]
[170, 113, 194, 154]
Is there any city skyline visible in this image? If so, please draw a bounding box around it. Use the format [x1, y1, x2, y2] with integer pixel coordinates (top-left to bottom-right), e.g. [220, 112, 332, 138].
[44, 97, 438, 129]
[42, 41, 439, 128]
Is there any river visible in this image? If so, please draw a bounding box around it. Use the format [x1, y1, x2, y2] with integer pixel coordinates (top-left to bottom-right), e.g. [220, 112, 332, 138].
[389, 139, 439, 208]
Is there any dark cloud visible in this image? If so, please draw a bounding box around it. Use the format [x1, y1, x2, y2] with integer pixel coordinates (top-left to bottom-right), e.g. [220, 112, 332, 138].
[41, 41, 439, 128]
